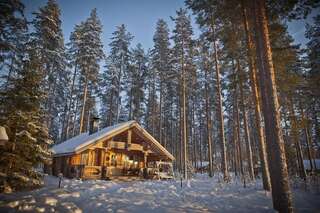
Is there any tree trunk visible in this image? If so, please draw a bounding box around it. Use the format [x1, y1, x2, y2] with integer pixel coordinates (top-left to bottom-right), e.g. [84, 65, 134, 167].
[241, 0, 271, 190]
[312, 104, 320, 148]
[64, 63, 78, 140]
[71, 94, 80, 137]
[192, 100, 197, 169]
[299, 103, 314, 173]
[304, 127, 314, 172]
[251, 0, 293, 211]
[159, 81, 163, 145]
[212, 23, 228, 181]
[232, 92, 239, 177]
[48, 73, 59, 135]
[199, 117, 203, 171]
[115, 55, 124, 124]
[182, 52, 188, 180]
[289, 101, 306, 179]
[79, 75, 88, 133]
[152, 79, 156, 136]
[128, 86, 133, 120]
[179, 93, 183, 173]
[60, 103, 68, 141]
[205, 62, 214, 177]
[107, 90, 114, 126]
[237, 60, 255, 181]
[236, 98, 245, 186]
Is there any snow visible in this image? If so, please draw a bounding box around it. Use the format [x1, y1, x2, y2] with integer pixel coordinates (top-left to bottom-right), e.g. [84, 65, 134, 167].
[0, 174, 319, 212]
[51, 120, 135, 155]
[197, 161, 209, 167]
[16, 130, 37, 142]
[304, 159, 320, 170]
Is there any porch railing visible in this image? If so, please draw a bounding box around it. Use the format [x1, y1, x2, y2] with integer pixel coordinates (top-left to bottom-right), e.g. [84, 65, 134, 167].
[82, 166, 102, 179]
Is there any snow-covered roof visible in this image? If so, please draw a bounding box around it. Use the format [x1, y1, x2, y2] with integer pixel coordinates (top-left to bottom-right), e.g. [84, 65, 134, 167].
[50, 120, 174, 160]
[51, 121, 135, 156]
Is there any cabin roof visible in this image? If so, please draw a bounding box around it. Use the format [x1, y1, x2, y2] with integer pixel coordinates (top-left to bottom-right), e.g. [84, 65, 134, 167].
[50, 120, 174, 160]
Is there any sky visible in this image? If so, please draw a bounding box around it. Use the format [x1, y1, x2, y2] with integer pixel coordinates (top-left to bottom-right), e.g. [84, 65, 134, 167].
[22, 0, 316, 53]
[287, 8, 319, 47]
[22, 0, 192, 52]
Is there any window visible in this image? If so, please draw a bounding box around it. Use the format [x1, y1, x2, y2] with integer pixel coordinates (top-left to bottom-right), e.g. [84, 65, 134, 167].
[81, 152, 88, 165]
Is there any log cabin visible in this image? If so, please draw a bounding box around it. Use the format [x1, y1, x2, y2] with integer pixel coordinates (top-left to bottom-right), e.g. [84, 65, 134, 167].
[50, 120, 174, 180]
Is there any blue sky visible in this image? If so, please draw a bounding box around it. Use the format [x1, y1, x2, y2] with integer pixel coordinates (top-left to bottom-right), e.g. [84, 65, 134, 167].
[23, 0, 192, 52]
[23, 0, 316, 52]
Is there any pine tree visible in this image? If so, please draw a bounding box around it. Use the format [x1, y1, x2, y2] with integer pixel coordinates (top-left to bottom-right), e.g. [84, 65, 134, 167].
[0, 49, 52, 192]
[241, 0, 271, 190]
[145, 57, 158, 136]
[61, 23, 83, 140]
[75, 9, 104, 133]
[0, 0, 52, 192]
[198, 38, 214, 177]
[267, 17, 310, 178]
[186, 0, 230, 181]
[172, 8, 193, 179]
[31, 0, 68, 141]
[99, 56, 118, 127]
[151, 19, 171, 145]
[100, 24, 132, 126]
[0, 0, 27, 89]
[125, 43, 148, 122]
[305, 15, 320, 144]
[251, 0, 293, 211]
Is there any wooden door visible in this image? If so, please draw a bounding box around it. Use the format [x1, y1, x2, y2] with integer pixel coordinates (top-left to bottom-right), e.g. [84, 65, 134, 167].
[95, 149, 102, 166]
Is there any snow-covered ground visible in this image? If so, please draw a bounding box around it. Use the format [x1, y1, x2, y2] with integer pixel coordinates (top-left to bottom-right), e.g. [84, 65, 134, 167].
[0, 174, 319, 213]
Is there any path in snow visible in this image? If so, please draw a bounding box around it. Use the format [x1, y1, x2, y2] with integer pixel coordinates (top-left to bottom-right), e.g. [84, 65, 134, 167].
[0, 174, 319, 212]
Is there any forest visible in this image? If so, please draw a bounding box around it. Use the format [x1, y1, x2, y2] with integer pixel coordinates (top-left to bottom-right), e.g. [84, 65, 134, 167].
[0, 0, 319, 212]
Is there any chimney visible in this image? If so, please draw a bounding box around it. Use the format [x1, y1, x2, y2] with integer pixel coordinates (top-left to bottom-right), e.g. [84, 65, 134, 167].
[89, 115, 100, 135]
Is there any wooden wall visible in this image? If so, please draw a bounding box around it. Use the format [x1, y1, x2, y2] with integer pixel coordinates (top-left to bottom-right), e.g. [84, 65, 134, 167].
[70, 154, 81, 165]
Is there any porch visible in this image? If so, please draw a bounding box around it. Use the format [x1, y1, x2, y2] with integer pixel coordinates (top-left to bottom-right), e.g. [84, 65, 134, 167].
[66, 165, 144, 180]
